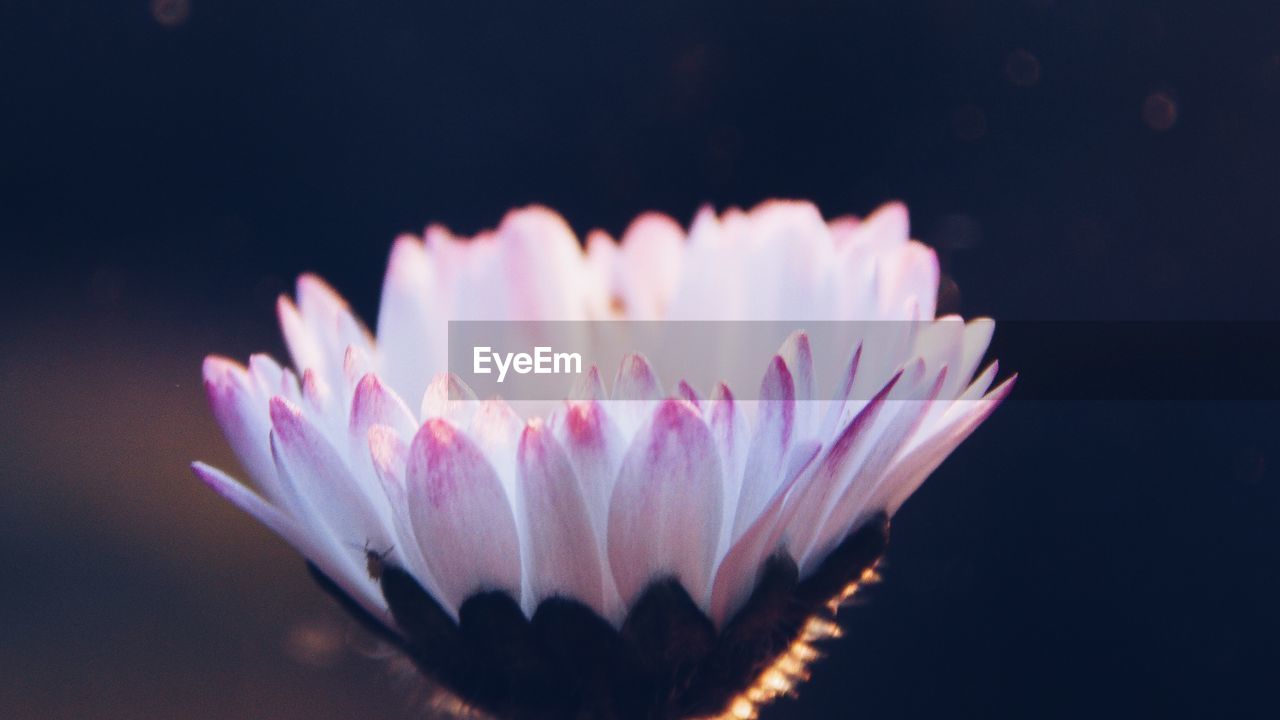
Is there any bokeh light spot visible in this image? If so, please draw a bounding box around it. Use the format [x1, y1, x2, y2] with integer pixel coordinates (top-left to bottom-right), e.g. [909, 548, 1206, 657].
[151, 0, 191, 28]
[1142, 91, 1177, 131]
[1005, 49, 1041, 87]
[283, 617, 345, 668]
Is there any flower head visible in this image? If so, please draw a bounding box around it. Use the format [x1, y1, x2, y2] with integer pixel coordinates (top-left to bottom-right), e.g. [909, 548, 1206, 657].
[194, 201, 1012, 719]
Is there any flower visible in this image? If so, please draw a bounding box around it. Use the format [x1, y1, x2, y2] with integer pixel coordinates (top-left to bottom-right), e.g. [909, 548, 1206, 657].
[193, 201, 1013, 719]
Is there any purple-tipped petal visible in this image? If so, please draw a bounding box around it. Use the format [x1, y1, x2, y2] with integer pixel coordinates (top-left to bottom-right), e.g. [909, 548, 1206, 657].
[676, 380, 702, 409]
[269, 397, 392, 549]
[422, 372, 479, 426]
[732, 356, 795, 541]
[204, 356, 272, 477]
[569, 364, 607, 402]
[348, 373, 417, 485]
[405, 419, 522, 613]
[612, 352, 663, 402]
[518, 422, 606, 613]
[797, 366, 947, 572]
[350, 373, 417, 442]
[607, 400, 723, 613]
[708, 383, 748, 554]
[880, 375, 1017, 513]
[776, 370, 903, 561]
[610, 352, 663, 436]
[556, 400, 624, 546]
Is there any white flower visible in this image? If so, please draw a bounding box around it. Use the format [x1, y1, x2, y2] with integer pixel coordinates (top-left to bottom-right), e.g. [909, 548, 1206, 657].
[193, 200, 1012, 719]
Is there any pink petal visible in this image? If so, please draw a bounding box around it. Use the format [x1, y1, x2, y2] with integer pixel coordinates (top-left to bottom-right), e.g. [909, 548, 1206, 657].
[517, 422, 605, 613]
[676, 380, 702, 409]
[421, 372, 479, 426]
[555, 399, 624, 547]
[610, 352, 663, 436]
[611, 352, 663, 401]
[607, 399, 723, 612]
[569, 364, 607, 402]
[404, 419, 522, 613]
[269, 396, 392, 552]
[202, 356, 279, 502]
[348, 373, 417, 472]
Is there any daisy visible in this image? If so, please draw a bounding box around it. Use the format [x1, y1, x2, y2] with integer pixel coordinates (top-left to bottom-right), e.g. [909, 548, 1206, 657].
[193, 201, 1013, 719]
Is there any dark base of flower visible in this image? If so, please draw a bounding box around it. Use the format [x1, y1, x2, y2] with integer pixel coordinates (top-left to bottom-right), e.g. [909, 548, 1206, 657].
[310, 513, 889, 720]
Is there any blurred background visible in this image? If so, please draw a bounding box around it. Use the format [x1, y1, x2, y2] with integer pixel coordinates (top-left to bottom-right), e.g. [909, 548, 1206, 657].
[2, 1, 1279, 718]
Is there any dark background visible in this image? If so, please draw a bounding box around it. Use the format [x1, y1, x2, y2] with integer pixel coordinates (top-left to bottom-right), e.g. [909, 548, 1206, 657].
[2, 1, 1278, 718]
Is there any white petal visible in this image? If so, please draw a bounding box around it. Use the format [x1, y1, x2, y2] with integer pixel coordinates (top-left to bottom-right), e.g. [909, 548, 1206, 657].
[192, 461, 308, 557]
[881, 242, 940, 319]
[193, 461, 390, 620]
[617, 213, 686, 319]
[496, 206, 588, 321]
[707, 441, 822, 626]
[375, 235, 444, 407]
[366, 425, 441, 599]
